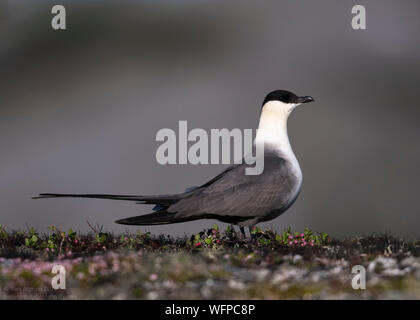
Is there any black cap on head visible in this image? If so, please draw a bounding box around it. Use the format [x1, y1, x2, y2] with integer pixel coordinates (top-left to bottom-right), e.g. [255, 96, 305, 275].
[262, 90, 314, 106]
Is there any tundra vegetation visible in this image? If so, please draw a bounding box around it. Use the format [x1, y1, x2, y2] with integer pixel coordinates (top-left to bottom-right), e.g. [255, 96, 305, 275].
[0, 223, 419, 299]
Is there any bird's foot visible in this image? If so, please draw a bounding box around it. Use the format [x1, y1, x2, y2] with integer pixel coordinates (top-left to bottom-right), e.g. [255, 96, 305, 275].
[238, 226, 253, 243]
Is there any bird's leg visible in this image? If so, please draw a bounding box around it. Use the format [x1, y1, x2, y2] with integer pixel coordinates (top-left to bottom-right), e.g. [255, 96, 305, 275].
[240, 226, 246, 239]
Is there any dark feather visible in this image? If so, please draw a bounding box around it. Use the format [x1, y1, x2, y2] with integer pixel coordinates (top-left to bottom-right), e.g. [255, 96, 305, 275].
[115, 211, 251, 226]
[115, 211, 194, 225]
[33, 193, 182, 205]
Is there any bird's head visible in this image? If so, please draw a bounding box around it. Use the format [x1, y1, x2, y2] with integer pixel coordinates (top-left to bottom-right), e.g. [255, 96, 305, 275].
[261, 90, 314, 117]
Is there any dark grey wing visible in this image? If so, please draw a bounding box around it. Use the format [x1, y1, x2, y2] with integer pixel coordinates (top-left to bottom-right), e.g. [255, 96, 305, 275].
[168, 156, 298, 220]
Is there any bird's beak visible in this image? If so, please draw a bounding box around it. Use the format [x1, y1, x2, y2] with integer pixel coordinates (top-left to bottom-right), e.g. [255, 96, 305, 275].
[297, 96, 314, 104]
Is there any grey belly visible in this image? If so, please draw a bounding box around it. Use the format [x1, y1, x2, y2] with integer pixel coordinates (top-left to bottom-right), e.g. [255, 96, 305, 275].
[258, 182, 302, 223]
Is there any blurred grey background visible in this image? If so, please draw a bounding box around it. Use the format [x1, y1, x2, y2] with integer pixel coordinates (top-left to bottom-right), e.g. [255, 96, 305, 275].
[1, 0, 419, 238]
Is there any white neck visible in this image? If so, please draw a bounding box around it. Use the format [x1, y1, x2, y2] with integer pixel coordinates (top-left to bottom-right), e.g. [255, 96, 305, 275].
[255, 101, 300, 166]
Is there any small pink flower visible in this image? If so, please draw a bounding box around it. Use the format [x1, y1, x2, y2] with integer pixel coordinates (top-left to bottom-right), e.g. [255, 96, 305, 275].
[45, 248, 49, 252]
[310, 243, 314, 247]
[149, 274, 158, 281]
[288, 235, 293, 239]
[289, 241, 293, 245]
[195, 242, 201, 247]
[76, 272, 85, 280]
[300, 233, 305, 238]
[74, 239, 78, 244]
[294, 240, 298, 244]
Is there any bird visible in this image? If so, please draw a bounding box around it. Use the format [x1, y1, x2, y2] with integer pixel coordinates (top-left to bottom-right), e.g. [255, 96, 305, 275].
[34, 90, 314, 236]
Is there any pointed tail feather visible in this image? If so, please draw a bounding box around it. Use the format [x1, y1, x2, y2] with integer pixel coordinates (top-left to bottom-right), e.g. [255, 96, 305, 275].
[32, 193, 181, 205]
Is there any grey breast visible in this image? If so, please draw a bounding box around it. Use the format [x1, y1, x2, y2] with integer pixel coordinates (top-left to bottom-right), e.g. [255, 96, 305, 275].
[167, 150, 301, 223]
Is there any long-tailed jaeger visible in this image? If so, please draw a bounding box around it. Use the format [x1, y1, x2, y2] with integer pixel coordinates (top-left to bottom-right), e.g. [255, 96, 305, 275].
[34, 90, 314, 235]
